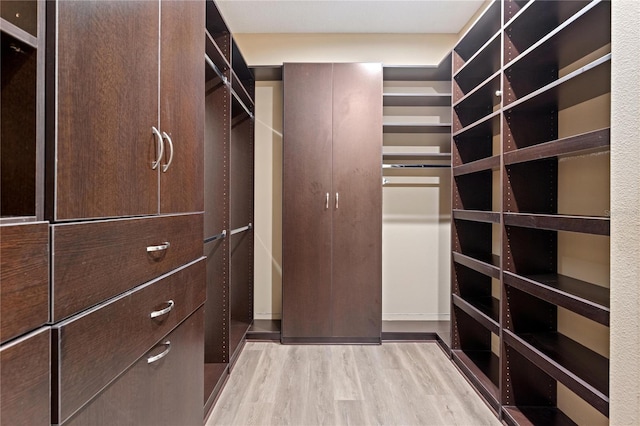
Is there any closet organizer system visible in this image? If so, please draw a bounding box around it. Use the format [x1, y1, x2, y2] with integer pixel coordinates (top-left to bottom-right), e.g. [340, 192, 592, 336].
[0, 0, 255, 424]
[203, 0, 255, 416]
[451, 1, 611, 425]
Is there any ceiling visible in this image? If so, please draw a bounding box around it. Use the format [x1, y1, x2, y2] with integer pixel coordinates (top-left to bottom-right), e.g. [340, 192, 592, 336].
[216, 0, 486, 34]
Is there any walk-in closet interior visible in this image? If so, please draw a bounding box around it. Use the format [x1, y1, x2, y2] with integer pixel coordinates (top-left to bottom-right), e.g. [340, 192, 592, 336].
[1, 0, 638, 425]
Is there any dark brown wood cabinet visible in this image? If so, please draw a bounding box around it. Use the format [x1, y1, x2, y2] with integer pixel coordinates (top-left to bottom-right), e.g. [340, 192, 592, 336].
[0, 327, 50, 426]
[282, 63, 382, 343]
[47, 0, 204, 221]
[64, 308, 204, 426]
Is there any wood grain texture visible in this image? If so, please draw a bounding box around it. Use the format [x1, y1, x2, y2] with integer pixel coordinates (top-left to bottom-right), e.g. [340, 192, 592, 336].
[53, 258, 206, 424]
[331, 63, 382, 339]
[230, 115, 253, 230]
[205, 342, 501, 426]
[282, 63, 333, 339]
[0, 222, 49, 343]
[0, 327, 50, 425]
[51, 213, 202, 321]
[159, 0, 204, 214]
[53, 0, 159, 220]
[65, 308, 204, 426]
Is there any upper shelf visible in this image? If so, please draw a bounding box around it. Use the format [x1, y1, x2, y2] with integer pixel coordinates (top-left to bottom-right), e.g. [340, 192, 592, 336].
[453, 0, 501, 72]
[383, 55, 452, 81]
[383, 123, 451, 134]
[1, 17, 38, 48]
[453, 251, 500, 279]
[383, 93, 451, 107]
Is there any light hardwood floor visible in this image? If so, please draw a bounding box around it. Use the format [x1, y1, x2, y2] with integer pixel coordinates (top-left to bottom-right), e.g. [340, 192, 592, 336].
[205, 342, 501, 426]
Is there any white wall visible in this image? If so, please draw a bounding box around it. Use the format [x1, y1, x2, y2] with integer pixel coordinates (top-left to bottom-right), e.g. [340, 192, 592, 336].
[611, 1, 640, 423]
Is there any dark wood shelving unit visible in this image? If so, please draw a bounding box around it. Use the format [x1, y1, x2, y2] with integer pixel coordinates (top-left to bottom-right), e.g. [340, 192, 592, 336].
[453, 155, 500, 176]
[453, 252, 500, 279]
[383, 93, 451, 107]
[453, 74, 501, 132]
[504, 128, 610, 165]
[504, 330, 609, 416]
[453, 294, 499, 334]
[452, 2, 611, 424]
[382, 122, 451, 134]
[503, 406, 577, 426]
[452, 209, 500, 223]
[504, 213, 609, 235]
[453, 0, 501, 73]
[504, 272, 609, 326]
[452, 348, 500, 411]
[203, 0, 255, 415]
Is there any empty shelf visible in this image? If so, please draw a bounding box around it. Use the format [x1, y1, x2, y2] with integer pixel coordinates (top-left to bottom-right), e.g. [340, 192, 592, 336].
[503, 406, 577, 426]
[453, 252, 500, 279]
[452, 350, 500, 411]
[504, 213, 610, 235]
[453, 155, 500, 176]
[453, 209, 500, 223]
[383, 123, 451, 133]
[453, 294, 499, 334]
[383, 93, 451, 107]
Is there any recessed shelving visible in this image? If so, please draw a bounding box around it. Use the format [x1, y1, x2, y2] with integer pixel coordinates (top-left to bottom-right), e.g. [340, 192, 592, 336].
[453, 294, 499, 334]
[453, 155, 500, 177]
[503, 213, 609, 235]
[382, 122, 451, 134]
[452, 209, 500, 224]
[452, 252, 500, 279]
[383, 93, 451, 107]
[503, 406, 577, 426]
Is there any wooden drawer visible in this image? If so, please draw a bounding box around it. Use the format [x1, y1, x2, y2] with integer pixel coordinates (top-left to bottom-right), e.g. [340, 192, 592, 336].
[0, 327, 51, 425]
[0, 222, 49, 343]
[53, 258, 205, 424]
[64, 308, 204, 426]
[51, 213, 203, 321]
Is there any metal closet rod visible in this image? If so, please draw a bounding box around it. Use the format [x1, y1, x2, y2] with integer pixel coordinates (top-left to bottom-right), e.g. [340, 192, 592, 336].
[205, 54, 228, 84]
[205, 54, 255, 120]
[230, 223, 253, 236]
[204, 230, 227, 244]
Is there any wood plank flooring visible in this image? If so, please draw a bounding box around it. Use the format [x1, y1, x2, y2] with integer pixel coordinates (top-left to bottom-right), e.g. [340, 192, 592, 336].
[205, 342, 500, 426]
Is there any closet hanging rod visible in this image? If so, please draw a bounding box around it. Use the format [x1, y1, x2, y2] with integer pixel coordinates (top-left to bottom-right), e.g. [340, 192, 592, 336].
[231, 88, 254, 120]
[204, 230, 227, 244]
[230, 223, 252, 236]
[383, 164, 451, 169]
[205, 54, 228, 84]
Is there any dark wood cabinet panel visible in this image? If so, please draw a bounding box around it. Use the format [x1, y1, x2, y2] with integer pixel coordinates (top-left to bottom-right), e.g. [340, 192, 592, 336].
[65, 308, 204, 426]
[230, 115, 254, 230]
[51, 213, 203, 321]
[0, 327, 50, 425]
[282, 63, 334, 339]
[331, 63, 382, 339]
[0, 222, 49, 343]
[53, 258, 205, 424]
[159, 0, 204, 215]
[51, 0, 159, 221]
[282, 63, 382, 342]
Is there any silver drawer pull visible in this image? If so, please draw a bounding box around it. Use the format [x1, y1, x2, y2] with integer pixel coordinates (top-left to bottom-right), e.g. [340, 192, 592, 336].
[146, 242, 170, 253]
[147, 341, 171, 364]
[150, 300, 174, 319]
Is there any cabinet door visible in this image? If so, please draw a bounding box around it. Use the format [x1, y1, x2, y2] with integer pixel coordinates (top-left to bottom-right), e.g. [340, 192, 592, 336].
[282, 63, 334, 339]
[53, 0, 159, 221]
[159, 0, 204, 214]
[331, 63, 383, 339]
[64, 309, 204, 426]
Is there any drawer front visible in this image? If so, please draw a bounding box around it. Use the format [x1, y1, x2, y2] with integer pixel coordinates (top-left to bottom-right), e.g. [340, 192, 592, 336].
[54, 258, 205, 424]
[64, 308, 204, 426]
[0, 222, 49, 343]
[52, 213, 203, 321]
[0, 327, 51, 425]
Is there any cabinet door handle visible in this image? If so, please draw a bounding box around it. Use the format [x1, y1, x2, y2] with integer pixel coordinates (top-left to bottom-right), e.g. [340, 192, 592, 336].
[147, 341, 171, 364]
[336, 192, 339, 209]
[150, 300, 174, 319]
[151, 126, 164, 170]
[325, 192, 329, 209]
[161, 132, 174, 173]
[146, 242, 170, 253]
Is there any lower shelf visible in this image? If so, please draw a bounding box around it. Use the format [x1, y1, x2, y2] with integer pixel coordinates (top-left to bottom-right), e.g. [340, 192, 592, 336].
[246, 319, 281, 340]
[452, 349, 500, 411]
[229, 319, 251, 361]
[204, 362, 228, 417]
[381, 320, 449, 343]
[502, 406, 577, 426]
